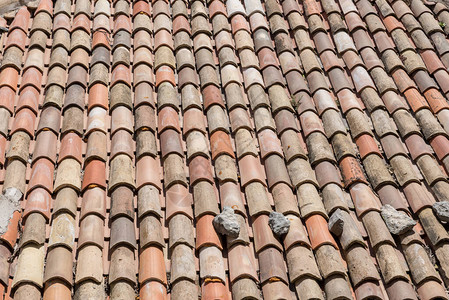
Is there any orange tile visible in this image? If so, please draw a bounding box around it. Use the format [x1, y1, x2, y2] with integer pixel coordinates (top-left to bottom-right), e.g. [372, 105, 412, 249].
[43, 280, 72, 300]
[92, 31, 111, 49]
[0, 68, 19, 92]
[133, 1, 151, 16]
[82, 160, 106, 191]
[424, 88, 449, 113]
[238, 155, 266, 187]
[202, 85, 225, 110]
[202, 281, 228, 300]
[339, 156, 368, 187]
[403, 88, 429, 113]
[196, 214, 222, 250]
[139, 246, 167, 285]
[383, 16, 405, 33]
[58, 132, 83, 163]
[305, 214, 338, 250]
[1, 211, 20, 249]
[88, 83, 109, 111]
[210, 131, 235, 160]
[1, 2, 447, 297]
[355, 134, 381, 160]
[252, 214, 282, 253]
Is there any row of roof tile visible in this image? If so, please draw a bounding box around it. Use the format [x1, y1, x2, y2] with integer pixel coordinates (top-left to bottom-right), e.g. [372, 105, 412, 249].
[1, 0, 449, 298]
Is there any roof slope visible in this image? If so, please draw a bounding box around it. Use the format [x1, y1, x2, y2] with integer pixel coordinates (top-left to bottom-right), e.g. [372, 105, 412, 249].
[0, 0, 449, 298]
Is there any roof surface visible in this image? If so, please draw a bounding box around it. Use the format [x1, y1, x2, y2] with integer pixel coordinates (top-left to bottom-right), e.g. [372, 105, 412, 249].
[0, 0, 449, 298]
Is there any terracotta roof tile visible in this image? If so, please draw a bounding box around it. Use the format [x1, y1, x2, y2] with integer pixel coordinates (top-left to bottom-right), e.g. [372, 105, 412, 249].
[2, 0, 449, 298]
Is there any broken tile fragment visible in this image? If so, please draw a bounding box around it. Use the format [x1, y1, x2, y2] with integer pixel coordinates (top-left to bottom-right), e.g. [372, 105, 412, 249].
[432, 201, 449, 222]
[381, 204, 416, 235]
[213, 206, 240, 238]
[268, 211, 290, 237]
